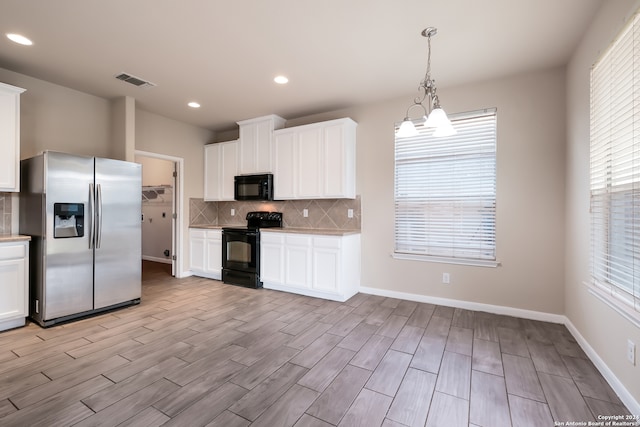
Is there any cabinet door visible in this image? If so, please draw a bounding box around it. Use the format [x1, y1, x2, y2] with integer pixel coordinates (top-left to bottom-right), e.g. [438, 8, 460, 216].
[323, 123, 349, 198]
[189, 231, 206, 272]
[203, 144, 221, 201]
[0, 257, 26, 321]
[297, 127, 323, 198]
[273, 132, 297, 199]
[239, 124, 257, 174]
[261, 234, 285, 283]
[285, 235, 312, 289]
[312, 237, 341, 293]
[0, 84, 24, 192]
[205, 230, 222, 276]
[255, 120, 273, 173]
[220, 141, 238, 201]
[204, 141, 238, 202]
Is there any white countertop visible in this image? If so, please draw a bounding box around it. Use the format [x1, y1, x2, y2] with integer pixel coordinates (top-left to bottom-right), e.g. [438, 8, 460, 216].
[189, 225, 360, 236]
[0, 235, 31, 243]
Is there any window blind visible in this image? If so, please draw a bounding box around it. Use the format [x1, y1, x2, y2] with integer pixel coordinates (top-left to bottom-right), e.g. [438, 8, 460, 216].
[590, 12, 640, 313]
[394, 109, 497, 263]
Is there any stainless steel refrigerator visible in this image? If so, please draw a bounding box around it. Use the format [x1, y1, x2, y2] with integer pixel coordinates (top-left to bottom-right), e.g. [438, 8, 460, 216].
[20, 151, 142, 327]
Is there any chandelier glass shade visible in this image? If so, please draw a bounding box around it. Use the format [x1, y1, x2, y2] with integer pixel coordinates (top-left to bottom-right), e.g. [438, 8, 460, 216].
[397, 27, 456, 138]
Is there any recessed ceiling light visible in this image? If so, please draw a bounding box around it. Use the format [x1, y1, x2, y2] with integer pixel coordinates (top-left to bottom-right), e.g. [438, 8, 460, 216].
[6, 33, 33, 46]
[274, 75, 289, 84]
[188, 102, 201, 108]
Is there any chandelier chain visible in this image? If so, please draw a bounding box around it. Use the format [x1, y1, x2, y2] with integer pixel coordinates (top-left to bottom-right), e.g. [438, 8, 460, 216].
[397, 26, 456, 138]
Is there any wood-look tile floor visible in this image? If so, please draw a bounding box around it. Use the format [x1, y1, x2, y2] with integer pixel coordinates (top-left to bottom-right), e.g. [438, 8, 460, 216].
[0, 261, 632, 427]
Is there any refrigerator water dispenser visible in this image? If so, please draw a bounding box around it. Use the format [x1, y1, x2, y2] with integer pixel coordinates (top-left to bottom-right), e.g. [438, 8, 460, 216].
[53, 203, 84, 238]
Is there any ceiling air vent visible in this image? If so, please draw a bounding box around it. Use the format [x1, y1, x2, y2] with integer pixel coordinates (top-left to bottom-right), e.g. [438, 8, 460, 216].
[115, 72, 156, 89]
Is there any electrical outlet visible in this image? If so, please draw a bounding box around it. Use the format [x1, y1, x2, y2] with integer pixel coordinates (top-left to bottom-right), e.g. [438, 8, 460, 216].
[628, 339, 636, 365]
[348, 209, 354, 218]
[442, 273, 450, 284]
[231, 208, 235, 216]
[303, 209, 309, 218]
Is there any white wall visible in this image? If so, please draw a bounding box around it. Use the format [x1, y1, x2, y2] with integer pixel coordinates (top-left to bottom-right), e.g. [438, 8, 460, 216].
[135, 109, 214, 276]
[566, 0, 640, 403]
[287, 66, 567, 315]
[0, 67, 112, 159]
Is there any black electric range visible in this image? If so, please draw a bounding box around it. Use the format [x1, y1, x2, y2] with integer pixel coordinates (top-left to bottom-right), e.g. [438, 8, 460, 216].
[221, 211, 283, 288]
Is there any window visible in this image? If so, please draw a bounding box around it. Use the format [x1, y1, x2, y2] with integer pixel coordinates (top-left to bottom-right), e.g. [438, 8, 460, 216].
[590, 11, 640, 317]
[394, 108, 497, 266]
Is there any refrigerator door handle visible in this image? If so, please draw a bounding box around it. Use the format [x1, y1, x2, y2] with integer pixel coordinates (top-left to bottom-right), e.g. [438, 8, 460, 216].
[89, 183, 95, 249]
[96, 183, 103, 249]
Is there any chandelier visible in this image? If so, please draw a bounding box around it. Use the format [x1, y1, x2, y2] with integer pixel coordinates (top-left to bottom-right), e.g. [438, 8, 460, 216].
[397, 27, 456, 138]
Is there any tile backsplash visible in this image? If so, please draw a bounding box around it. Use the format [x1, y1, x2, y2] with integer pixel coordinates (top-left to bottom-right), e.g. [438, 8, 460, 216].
[190, 196, 361, 231]
[0, 193, 12, 234]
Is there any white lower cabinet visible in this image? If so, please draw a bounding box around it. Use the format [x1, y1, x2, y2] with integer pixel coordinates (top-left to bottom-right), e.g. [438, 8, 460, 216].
[189, 228, 222, 280]
[0, 240, 29, 331]
[261, 231, 360, 302]
[284, 235, 312, 289]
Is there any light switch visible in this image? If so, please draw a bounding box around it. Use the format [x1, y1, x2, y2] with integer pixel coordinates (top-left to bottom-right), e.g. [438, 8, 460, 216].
[348, 209, 354, 218]
[303, 209, 308, 218]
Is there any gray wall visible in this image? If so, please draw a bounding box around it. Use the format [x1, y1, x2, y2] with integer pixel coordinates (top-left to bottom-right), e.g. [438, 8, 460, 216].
[0, 66, 215, 276]
[284, 66, 567, 315]
[566, 0, 640, 404]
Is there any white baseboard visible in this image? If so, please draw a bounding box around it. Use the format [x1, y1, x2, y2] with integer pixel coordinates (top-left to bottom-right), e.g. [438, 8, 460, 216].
[142, 255, 172, 264]
[177, 270, 193, 279]
[563, 318, 640, 416]
[358, 285, 640, 416]
[358, 286, 566, 324]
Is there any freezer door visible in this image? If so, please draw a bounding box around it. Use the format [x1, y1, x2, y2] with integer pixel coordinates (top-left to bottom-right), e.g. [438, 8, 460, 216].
[44, 152, 94, 320]
[94, 158, 142, 309]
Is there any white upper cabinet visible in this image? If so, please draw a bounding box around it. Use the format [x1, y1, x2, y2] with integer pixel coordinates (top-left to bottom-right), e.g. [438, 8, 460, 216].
[271, 131, 297, 199]
[204, 140, 238, 201]
[237, 114, 285, 175]
[323, 121, 356, 198]
[297, 126, 323, 198]
[273, 118, 356, 200]
[0, 82, 26, 192]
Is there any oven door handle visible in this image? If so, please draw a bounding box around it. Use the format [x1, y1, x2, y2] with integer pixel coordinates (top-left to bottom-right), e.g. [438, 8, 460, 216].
[223, 230, 258, 237]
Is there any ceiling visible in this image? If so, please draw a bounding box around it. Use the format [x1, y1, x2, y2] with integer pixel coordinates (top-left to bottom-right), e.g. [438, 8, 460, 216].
[0, 0, 602, 133]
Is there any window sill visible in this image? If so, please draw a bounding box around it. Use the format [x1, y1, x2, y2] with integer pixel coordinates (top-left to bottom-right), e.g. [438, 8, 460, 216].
[392, 252, 501, 268]
[585, 281, 640, 329]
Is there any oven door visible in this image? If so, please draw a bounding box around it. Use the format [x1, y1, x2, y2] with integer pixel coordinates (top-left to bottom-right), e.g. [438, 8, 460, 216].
[222, 229, 258, 272]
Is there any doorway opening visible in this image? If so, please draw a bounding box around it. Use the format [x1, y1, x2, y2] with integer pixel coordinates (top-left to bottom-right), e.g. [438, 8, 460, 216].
[135, 151, 183, 278]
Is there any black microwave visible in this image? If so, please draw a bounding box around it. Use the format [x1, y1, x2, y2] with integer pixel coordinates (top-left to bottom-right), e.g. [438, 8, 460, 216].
[234, 173, 274, 201]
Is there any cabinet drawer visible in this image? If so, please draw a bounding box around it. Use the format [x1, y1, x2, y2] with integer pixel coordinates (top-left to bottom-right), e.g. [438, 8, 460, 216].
[0, 244, 26, 261]
[206, 230, 222, 240]
[313, 236, 341, 249]
[286, 234, 312, 246]
[261, 232, 285, 244]
[190, 229, 207, 239]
